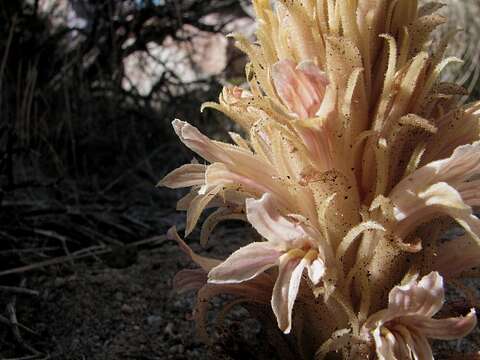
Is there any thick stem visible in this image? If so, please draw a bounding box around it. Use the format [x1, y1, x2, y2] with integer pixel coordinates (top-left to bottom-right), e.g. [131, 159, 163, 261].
[365, 233, 409, 313]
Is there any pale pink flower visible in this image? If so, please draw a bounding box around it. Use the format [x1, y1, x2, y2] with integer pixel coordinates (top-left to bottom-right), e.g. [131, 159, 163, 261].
[362, 272, 477, 360]
[271, 59, 336, 170]
[390, 141, 480, 244]
[208, 193, 335, 334]
[271, 59, 329, 119]
[159, 0, 480, 357]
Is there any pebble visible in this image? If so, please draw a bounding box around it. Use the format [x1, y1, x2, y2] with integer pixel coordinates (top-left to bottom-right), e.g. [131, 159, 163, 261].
[54, 277, 66, 287]
[147, 315, 162, 325]
[169, 344, 184, 354]
[121, 304, 134, 314]
[164, 322, 175, 336]
[114, 291, 124, 301]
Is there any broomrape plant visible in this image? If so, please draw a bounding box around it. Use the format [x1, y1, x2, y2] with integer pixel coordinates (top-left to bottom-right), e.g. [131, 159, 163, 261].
[160, 0, 480, 358]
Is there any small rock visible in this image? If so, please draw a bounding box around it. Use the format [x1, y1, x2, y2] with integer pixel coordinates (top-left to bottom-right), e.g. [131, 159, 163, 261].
[147, 315, 162, 325]
[54, 277, 66, 287]
[169, 344, 184, 354]
[164, 322, 175, 336]
[130, 284, 142, 292]
[42, 289, 50, 300]
[121, 304, 134, 314]
[114, 291, 124, 301]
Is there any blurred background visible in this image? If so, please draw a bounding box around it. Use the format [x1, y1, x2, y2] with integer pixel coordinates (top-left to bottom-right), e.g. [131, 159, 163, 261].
[0, 0, 479, 359]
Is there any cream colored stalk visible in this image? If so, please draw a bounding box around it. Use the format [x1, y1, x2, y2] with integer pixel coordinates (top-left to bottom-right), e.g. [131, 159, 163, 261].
[160, 0, 480, 358]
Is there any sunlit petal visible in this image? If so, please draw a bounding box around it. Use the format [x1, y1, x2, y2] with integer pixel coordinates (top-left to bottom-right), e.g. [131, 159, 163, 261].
[373, 327, 400, 360]
[271, 254, 305, 333]
[246, 193, 311, 249]
[159, 163, 206, 188]
[307, 257, 325, 285]
[208, 242, 281, 284]
[272, 59, 328, 119]
[405, 308, 477, 340]
[388, 272, 444, 318]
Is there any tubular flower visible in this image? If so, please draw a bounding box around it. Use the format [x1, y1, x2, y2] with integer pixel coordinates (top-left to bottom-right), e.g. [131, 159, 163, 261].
[160, 0, 480, 358]
[362, 272, 477, 360]
[390, 141, 480, 243]
[271, 59, 329, 119]
[208, 193, 335, 333]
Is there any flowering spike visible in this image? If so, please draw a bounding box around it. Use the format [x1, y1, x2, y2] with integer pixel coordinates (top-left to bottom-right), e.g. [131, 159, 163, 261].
[160, 0, 480, 357]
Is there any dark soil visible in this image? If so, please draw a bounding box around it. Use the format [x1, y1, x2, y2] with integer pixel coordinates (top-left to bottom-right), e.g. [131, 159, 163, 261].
[0, 218, 478, 360]
[0, 212, 277, 360]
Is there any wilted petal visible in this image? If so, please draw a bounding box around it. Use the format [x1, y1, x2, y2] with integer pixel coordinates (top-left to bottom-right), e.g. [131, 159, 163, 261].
[173, 120, 273, 175]
[271, 255, 305, 333]
[373, 327, 399, 360]
[208, 242, 281, 284]
[173, 268, 207, 294]
[167, 227, 221, 271]
[173, 119, 226, 163]
[159, 163, 206, 189]
[204, 162, 272, 197]
[427, 141, 480, 187]
[392, 141, 480, 219]
[404, 329, 434, 360]
[185, 185, 223, 236]
[406, 308, 477, 340]
[389, 325, 413, 359]
[272, 59, 328, 119]
[364, 272, 474, 360]
[246, 193, 310, 249]
[394, 182, 480, 242]
[388, 272, 444, 318]
[419, 183, 480, 239]
[456, 179, 480, 207]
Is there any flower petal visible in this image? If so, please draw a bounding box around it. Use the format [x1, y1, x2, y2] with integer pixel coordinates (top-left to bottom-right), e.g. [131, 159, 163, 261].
[391, 141, 480, 220]
[208, 242, 281, 284]
[271, 59, 328, 119]
[389, 325, 413, 359]
[173, 120, 274, 177]
[246, 193, 311, 249]
[394, 182, 480, 242]
[406, 308, 477, 340]
[172, 119, 226, 163]
[404, 329, 433, 360]
[427, 141, 480, 187]
[373, 327, 401, 360]
[204, 162, 271, 197]
[388, 272, 444, 318]
[307, 257, 325, 285]
[419, 183, 480, 240]
[167, 226, 221, 271]
[158, 163, 206, 189]
[271, 255, 305, 333]
[185, 185, 223, 236]
[173, 268, 207, 294]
